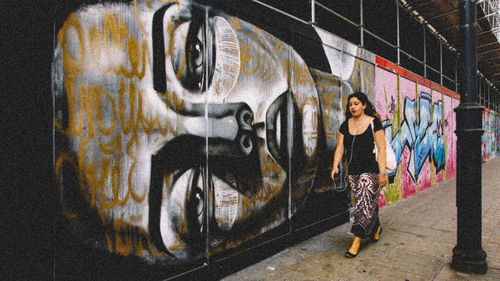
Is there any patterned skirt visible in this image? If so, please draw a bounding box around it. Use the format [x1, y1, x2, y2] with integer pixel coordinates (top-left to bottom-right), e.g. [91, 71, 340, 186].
[348, 172, 380, 239]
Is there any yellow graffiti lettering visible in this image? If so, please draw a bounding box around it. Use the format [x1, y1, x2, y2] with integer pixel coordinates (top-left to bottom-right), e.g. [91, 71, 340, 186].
[119, 80, 137, 136]
[168, 234, 186, 251]
[241, 34, 260, 75]
[98, 133, 122, 155]
[164, 89, 185, 112]
[103, 13, 123, 61]
[283, 60, 314, 86]
[120, 38, 147, 79]
[114, 218, 133, 256]
[94, 85, 117, 136]
[228, 16, 241, 30]
[128, 161, 147, 203]
[271, 37, 283, 54]
[133, 0, 149, 36]
[55, 154, 80, 219]
[88, 26, 103, 69]
[58, 13, 85, 76]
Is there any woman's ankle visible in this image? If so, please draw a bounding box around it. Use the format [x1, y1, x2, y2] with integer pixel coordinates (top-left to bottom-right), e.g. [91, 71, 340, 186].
[374, 226, 381, 239]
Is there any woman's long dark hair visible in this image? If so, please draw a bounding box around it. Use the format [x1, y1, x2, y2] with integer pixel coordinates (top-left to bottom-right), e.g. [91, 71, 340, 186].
[344, 91, 380, 120]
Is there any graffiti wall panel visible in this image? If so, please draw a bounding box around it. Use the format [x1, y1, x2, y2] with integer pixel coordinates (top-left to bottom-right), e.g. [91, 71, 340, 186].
[374, 66, 398, 205]
[54, 0, 359, 273]
[53, 0, 468, 278]
[202, 10, 299, 255]
[496, 113, 500, 156]
[411, 85, 431, 191]
[53, 1, 188, 265]
[482, 108, 496, 161]
[292, 39, 370, 229]
[431, 90, 445, 185]
[444, 94, 457, 179]
[373, 66, 453, 204]
[396, 76, 418, 199]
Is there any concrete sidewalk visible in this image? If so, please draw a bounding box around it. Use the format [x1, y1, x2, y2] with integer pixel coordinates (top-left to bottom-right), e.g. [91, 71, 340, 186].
[221, 157, 500, 281]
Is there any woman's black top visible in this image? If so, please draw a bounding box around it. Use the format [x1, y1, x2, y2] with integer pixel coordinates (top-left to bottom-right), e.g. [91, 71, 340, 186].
[339, 117, 383, 175]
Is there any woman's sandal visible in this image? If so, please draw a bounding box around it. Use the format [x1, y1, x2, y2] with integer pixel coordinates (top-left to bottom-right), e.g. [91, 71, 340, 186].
[345, 250, 358, 258]
[371, 227, 383, 243]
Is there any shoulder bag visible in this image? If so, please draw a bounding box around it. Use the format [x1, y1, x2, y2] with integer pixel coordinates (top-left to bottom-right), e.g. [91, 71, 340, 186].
[371, 120, 397, 173]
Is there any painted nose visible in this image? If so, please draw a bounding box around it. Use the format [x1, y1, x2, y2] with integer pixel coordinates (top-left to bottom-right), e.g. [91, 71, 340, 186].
[151, 102, 256, 175]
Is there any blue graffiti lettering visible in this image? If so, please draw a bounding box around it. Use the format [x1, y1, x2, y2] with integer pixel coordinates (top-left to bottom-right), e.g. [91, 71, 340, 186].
[383, 92, 446, 182]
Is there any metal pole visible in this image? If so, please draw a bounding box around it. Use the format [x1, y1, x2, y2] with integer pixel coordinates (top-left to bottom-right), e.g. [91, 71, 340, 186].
[311, 0, 316, 24]
[452, 0, 488, 274]
[440, 42, 443, 85]
[488, 81, 491, 108]
[397, 0, 400, 65]
[360, 0, 364, 47]
[424, 25, 427, 78]
[456, 55, 459, 92]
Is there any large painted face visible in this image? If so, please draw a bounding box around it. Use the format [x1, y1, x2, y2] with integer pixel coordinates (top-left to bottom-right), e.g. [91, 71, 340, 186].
[151, 1, 321, 259]
[54, 0, 320, 263]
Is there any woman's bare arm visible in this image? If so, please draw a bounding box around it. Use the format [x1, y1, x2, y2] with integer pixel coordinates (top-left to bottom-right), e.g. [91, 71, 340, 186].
[374, 130, 386, 173]
[331, 133, 345, 179]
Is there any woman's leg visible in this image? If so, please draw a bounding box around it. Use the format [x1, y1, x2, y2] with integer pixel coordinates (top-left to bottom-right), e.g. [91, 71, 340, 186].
[347, 236, 361, 256]
[373, 225, 382, 240]
[347, 173, 380, 255]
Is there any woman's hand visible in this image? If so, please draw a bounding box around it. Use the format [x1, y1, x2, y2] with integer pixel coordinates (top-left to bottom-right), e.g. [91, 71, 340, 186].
[377, 174, 388, 186]
[331, 167, 339, 181]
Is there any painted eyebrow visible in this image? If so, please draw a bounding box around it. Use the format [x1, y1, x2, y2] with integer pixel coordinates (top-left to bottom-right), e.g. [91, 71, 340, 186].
[153, 3, 177, 93]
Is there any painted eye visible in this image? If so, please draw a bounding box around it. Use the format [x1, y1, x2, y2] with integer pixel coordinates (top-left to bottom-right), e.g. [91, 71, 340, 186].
[170, 16, 239, 98]
[186, 30, 205, 89]
[171, 22, 208, 91]
[189, 37, 203, 68]
[191, 186, 204, 218]
[171, 15, 215, 92]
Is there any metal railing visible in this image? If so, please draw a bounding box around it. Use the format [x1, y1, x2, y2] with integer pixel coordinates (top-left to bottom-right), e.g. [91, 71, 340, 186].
[479, 0, 500, 42]
[254, 0, 500, 112]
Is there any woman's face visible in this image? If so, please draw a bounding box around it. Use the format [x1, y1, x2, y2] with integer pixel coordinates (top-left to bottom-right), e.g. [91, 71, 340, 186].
[348, 97, 366, 117]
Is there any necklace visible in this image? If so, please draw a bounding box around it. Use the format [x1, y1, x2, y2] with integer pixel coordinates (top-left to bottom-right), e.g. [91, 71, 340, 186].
[351, 117, 363, 134]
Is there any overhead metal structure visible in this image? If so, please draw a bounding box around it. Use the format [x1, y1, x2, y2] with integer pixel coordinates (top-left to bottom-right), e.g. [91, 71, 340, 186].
[402, 0, 500, 92]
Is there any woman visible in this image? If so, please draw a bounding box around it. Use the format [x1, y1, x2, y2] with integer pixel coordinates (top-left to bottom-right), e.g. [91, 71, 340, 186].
[331, 91, 388, 258]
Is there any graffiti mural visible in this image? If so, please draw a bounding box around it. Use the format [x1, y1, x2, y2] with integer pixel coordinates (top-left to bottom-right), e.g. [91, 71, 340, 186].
[482, 108, 497, 161]
[375, 67, 451, 205]
[444, 95, 457, 180]
[53, 0, 480, 277]
[53, 0, 378, 269]
[496, 113, 500, 156]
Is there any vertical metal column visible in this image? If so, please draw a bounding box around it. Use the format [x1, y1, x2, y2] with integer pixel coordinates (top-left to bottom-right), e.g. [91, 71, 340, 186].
[455, 56, 459, 92]
[396, 0, 400, 65]
[311, 0, 316, 24]
[423, 25, 427, 78]
[488, 80, 491, 108]
[440, 42, 443, 85]
[452, 0, 488, 275]
[360, 0, 364, 47]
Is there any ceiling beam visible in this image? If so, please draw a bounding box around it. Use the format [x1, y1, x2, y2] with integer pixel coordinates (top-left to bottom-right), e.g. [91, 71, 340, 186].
[427, 8, 458, 21]
[478, 47, 500, 56]
[477, 41, 499, 49]
[477, 27, 500, 36]
[412, 0, 437, 10]
[478, 55, 500, 62]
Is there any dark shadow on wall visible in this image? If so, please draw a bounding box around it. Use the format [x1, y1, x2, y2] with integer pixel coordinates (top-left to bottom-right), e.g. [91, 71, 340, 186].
[51, 213, 348, 281]
[195, 0, 331, 74]
[3, 0, 57, 280]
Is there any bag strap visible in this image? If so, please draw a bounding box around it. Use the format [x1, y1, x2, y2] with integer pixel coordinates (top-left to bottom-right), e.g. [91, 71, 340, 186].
[371, 118, 377, 137]
[371, 118, 378, 155]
